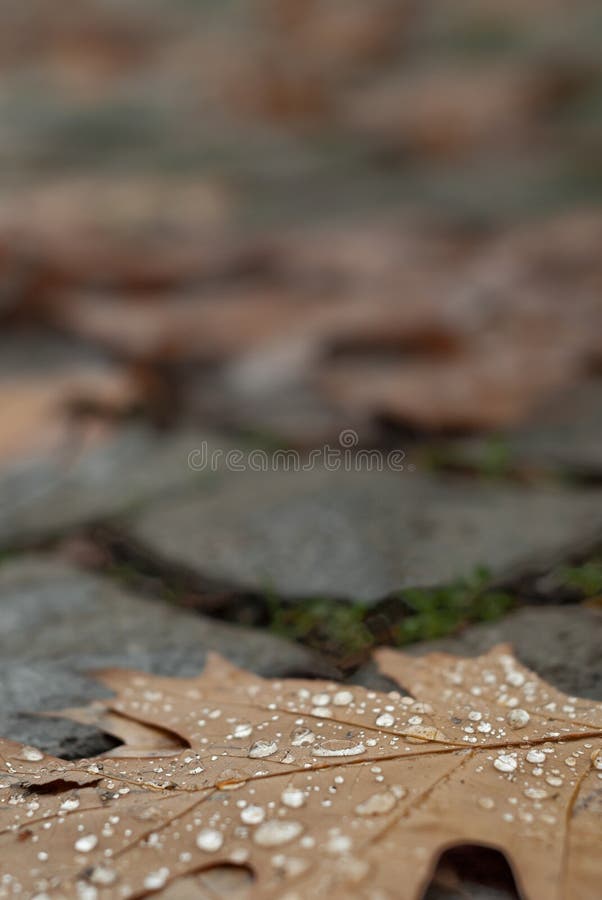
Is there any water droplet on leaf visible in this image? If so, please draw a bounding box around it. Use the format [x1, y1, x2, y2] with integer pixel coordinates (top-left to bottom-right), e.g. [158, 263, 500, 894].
[254, 820, 303, 847]
[249, 740, 279, 759]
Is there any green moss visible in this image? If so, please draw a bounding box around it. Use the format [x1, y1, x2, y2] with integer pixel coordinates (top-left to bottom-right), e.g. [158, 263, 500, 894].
[421, 437, 515, 479]
[267, 595, 374, 658]
[395, 568, 513, 645]
[266, 567, 514, 658]
[233, 429, 291, 453]
[443, 23, 524, 56]
[556, 560, 602, 598]
[473, 438, 514, 478]
[0, 550, 18, 569]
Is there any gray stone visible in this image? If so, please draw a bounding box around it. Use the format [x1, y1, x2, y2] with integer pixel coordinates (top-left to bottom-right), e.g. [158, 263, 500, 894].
[0, 662, 118, 760]
[453, 379, 602, 476]
[127, 468, 602, 603]
[0, 557, 326, 756]
[0, 425, 228, 548]
[354, 606, 602, 699]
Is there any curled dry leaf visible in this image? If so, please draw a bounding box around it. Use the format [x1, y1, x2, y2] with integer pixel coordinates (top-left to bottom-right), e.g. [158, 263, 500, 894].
[1, 646, 601, 898]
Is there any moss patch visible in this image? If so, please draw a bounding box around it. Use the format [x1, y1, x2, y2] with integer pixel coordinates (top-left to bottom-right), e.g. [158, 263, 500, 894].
[267, 567, 514, 663]
[554, 559, 602, 599]
[394, 568, 514, 645]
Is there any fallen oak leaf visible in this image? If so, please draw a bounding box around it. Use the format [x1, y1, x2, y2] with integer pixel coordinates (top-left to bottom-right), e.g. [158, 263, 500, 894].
[0, 648, 600, 898]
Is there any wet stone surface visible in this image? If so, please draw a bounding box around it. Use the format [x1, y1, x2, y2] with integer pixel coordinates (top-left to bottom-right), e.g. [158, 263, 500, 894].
[0, 425, 227, 548]
[127, 468, 602, 603]
[0, 557, 326, 756]
[452, 379, 602, 477]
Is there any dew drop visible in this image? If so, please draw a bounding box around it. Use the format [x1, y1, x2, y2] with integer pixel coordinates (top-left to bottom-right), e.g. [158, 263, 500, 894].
[143, 868, 170, 890]
[144, 688, 162, 700]
[290, 727, 315, 747]
[405, 725, 447, 742]
[75, 835, 98, 853]
[591, 750, 602, 770]
[60, 797, 80, 812]
[327, 834, 352, 854]
[524, 787, 548, 800]
[412, 702, 433, 714]
[241, 804, 265, 825]
[494, 754, 517, 773]
[88, 866, 117, 886]
[478, 797, 495, 810]
[333, 691, 354, 706]
[507, 709, 530, 729]
[313, 740, 366, 757]
[281, 787, 306, 809]
[545, 775, 563, 787]
[233, 723, 253, 739]
[19, 746, 44, 762]
[254, 820, 303, 847]
[527, 749, 546, 765]
[249, 740, 279, 759]
[196, 829, 224, 852]
[375, 713, 395, 728]
[312, 693, 330, 707]
[355, 791, 397, 816]
[230, 848, 250, 864]
[216, 768, 247, 790]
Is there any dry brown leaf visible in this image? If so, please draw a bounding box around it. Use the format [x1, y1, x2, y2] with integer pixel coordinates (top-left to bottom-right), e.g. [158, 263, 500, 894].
[1, 646, 601, 898]
[263, 0, 411, 70]
[51, 288, 343, 364]
[0, 369, 139, 465]
[342, 64, 534, 158]
[9, 211, 601, 435]
[0, 177, 234, 304]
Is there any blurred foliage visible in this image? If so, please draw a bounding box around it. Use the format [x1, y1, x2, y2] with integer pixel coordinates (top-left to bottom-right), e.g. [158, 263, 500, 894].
[268, 596, 374, 660]
[423, 438, 516, 480]
[556, 560, 602, 598]
[267, 567, 514, 661]
[396, 568, 514, 645]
